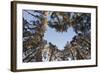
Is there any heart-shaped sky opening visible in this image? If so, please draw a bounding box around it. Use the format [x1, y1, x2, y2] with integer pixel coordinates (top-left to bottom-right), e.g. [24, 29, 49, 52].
[43, 26, 76, 50]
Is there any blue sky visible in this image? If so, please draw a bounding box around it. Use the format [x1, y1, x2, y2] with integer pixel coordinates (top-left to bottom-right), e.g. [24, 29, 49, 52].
[43, 26, 76, 50]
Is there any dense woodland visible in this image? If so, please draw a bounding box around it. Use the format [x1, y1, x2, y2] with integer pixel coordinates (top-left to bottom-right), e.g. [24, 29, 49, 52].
[23, 10, 91, 62]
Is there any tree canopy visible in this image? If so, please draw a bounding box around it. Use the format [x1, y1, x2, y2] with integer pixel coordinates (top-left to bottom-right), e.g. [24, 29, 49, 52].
[22, 10, 91, 62]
